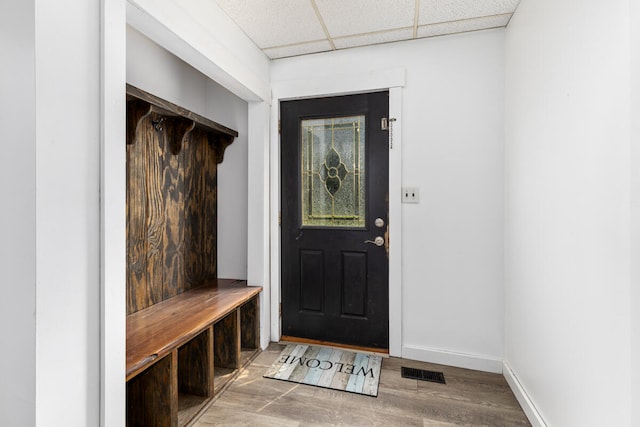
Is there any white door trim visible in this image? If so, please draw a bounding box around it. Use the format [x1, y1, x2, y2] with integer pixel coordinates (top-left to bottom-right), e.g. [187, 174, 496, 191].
[270, 68, 405, 356]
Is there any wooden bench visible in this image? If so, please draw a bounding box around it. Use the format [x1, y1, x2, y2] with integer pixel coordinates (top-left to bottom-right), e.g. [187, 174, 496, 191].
[126, 279, 262, 427]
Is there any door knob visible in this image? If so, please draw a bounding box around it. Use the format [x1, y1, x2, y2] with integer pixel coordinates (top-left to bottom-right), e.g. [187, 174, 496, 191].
[364, 236, 385, 247]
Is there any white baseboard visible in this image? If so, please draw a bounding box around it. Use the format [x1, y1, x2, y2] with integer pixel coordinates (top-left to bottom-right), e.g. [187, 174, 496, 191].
[503, 362, 547, 427]
[401, 345, 503, 373]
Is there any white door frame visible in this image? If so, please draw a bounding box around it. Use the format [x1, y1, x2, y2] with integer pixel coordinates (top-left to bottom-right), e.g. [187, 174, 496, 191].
[270, 69, 405, 356]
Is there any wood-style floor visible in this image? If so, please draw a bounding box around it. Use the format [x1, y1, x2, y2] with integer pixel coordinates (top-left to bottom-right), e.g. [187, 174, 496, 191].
[193, 343, 531, 426]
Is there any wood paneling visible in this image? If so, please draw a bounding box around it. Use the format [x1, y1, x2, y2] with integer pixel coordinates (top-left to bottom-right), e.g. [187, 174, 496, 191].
[184, 127, 217, 289]
[126, 91, 233, 314]
[161, 117, 192, 300]
[146, 112, 166, 308]
[127, 113, 152, 312]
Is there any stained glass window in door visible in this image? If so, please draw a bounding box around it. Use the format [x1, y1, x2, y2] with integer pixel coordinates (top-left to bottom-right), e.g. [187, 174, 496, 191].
[301, 116, 365, 227]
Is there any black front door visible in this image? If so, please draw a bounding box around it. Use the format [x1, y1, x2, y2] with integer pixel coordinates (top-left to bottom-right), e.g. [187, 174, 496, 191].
[280, 91, 389, 350]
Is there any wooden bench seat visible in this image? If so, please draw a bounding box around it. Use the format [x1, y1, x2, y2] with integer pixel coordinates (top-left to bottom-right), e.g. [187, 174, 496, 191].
[127, 278, 262, 379]
[126, 278, 262, 426]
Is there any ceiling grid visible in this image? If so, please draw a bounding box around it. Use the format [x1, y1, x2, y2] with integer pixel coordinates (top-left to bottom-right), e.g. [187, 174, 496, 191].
[214, 0, 521, 59]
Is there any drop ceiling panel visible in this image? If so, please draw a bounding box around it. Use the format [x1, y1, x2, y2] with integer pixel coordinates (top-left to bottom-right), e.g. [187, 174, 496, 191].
[214, 0, 522, 59]
[417, 14, 512, 38]
[315, 0, 415, 37]
[419, 0, 521, 25]
[214, 0, 326, 48]
[263, 40, 333, 59]
[334, 28, 414, 50]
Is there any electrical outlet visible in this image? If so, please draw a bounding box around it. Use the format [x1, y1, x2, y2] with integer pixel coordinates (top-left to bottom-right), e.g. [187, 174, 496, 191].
[402, 187, 419, 203]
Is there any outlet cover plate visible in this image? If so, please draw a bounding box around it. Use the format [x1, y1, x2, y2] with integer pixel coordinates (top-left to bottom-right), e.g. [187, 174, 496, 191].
[402, 187, 419, 203]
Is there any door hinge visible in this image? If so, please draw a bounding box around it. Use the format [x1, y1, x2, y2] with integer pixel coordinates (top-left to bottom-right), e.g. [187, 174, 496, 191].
[278, 211, 282, 226]
[278, 119, 281, 134]
[279, 303, 282, 317]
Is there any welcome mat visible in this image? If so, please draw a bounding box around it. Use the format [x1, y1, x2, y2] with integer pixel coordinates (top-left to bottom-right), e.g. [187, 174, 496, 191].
[263, 344, 383, 397]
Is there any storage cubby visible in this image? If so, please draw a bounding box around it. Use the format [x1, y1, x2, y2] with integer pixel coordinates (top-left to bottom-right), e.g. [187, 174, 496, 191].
[127, 353, 177, 427]
[177, 327, 213, 425]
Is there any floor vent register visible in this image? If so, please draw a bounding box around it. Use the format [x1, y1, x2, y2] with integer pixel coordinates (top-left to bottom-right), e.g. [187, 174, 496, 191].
[401, 367, 446, 384]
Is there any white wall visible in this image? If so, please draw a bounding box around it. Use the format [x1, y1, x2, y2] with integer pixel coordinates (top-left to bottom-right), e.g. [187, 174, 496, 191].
[127, 0, 270, 102]
[101, 1, 127, 425]
[247, 101, 272, 349]
[127, 27, 249, 279]
[271, 30, 505, 371]
[2, 1, 122, 425]
[505, 0, 632, 425]
[35, 0, 103, 425]
[206, 83, 249, 279]
[0, 1, 36, 425]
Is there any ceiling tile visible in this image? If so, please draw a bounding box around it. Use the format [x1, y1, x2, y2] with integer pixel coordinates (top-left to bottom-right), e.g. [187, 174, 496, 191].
[315, 0, 415, 38]
[264, 40, 333, 59]
[334, 28, 414, 50]
[214, 0, 326, 48]
[419, 0, 520, 25]
[417, 14, 511, 38]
